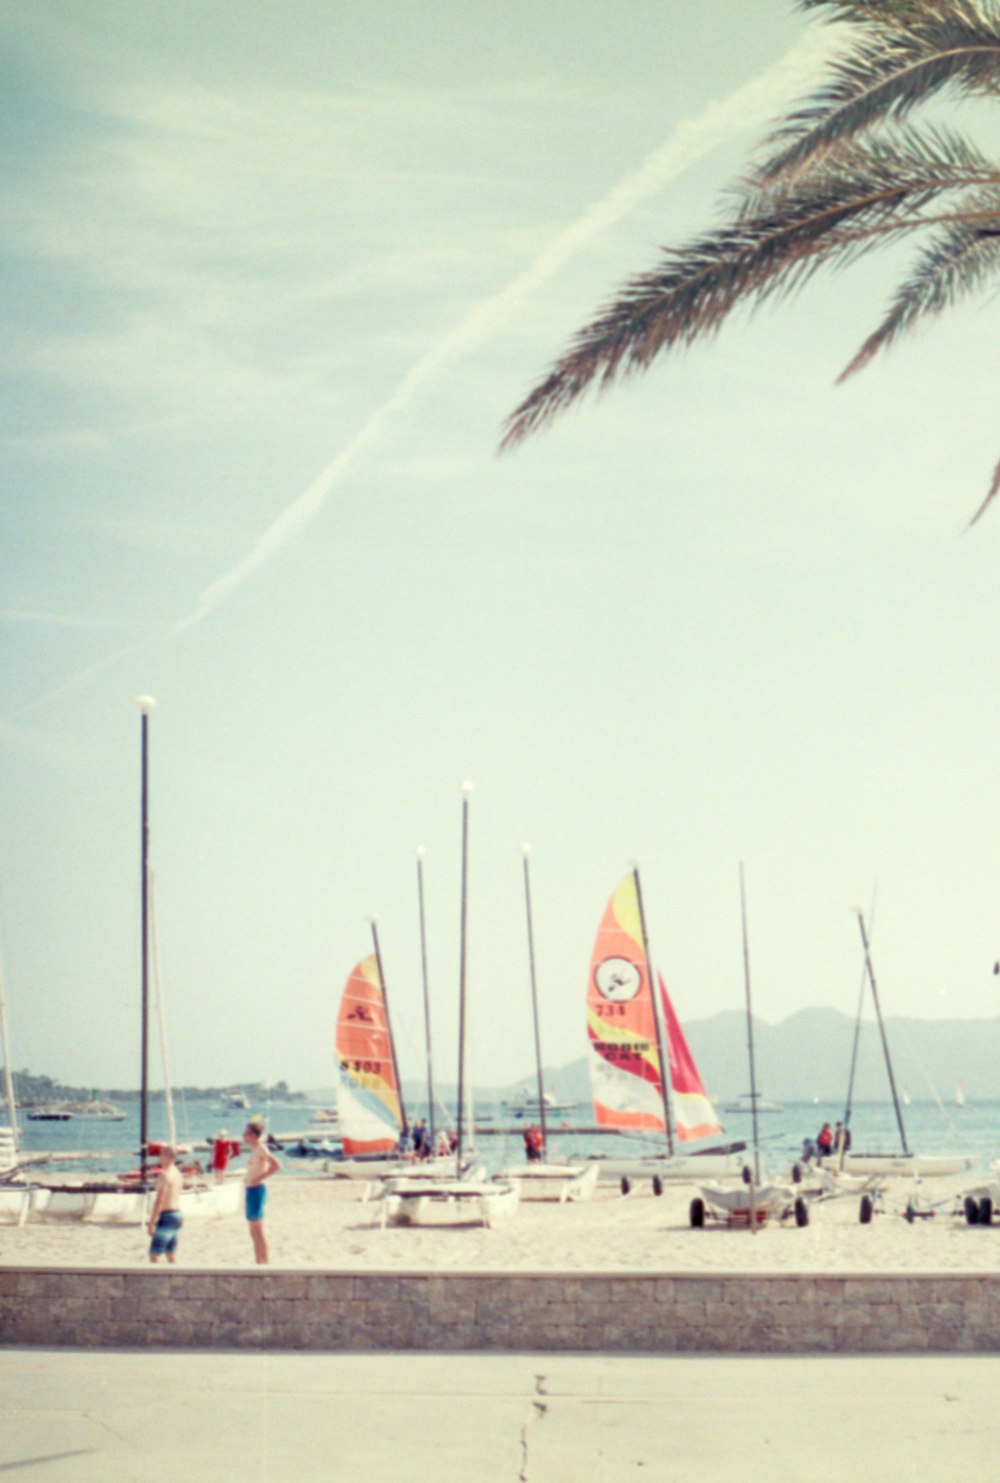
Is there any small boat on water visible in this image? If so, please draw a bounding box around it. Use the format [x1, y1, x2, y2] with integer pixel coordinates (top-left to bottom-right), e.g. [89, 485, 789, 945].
[26, 1107, 73, 1122]
[221, 1090, 250, 1110]
[720, 1093, 783, 1115]
[72, 1101, 126, 1121]
[500, 1088, 578, 1119]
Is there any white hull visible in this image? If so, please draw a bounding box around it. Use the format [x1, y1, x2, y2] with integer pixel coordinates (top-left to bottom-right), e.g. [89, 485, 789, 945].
[573, 1148, 750, 1183]
[699, 1182, 793, 1217]
[328, 1155, 480, 1182]
[838, 1152, 975, 1179]
[494, 1163, 599, 1202]
[23, 1177, 242, 1224]
[377, 1178, 520, 1228]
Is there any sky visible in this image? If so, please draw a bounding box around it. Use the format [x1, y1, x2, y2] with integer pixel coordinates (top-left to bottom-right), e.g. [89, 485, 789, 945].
[2, 0, 999, 1099]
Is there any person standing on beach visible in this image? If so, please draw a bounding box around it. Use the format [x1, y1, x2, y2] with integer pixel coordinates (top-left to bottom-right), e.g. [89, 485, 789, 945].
[212, 1128, 236, 1185]
[147, 1145, 183, 1265]
[243, 1117, 280, 1265]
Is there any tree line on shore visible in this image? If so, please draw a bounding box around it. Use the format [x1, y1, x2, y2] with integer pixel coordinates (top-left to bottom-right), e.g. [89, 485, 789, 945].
[2, 1070, 304, 1107]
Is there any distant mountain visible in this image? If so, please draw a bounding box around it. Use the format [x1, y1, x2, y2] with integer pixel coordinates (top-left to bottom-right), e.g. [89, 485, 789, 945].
[403, 1008, 1000, 1109]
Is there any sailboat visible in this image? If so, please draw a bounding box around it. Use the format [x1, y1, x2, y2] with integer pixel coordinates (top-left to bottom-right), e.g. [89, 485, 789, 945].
[493, 847, 598, 1203]
[574, 871, 747, 1189]
[333, 950, 408, 1171]
[26, 699, 240, 1224]
[835, 911, 974, 1180]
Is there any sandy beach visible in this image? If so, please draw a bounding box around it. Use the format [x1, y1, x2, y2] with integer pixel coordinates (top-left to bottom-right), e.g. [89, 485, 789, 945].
[3, 1171, 999, 1273]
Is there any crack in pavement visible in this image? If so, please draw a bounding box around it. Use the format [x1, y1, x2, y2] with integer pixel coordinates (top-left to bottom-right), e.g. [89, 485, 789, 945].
[518, 1375, 549, 1481]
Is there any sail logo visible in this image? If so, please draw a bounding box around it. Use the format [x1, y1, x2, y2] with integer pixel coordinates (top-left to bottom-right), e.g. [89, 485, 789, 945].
[594, 956, 642, 1002]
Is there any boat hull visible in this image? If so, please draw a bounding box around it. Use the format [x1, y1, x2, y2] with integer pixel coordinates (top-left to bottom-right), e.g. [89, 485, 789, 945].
[837, 1152, 975, 1179]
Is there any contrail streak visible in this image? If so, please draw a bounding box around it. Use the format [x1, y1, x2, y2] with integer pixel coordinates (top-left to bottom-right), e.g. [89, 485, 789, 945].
[171, 26, 832, 635]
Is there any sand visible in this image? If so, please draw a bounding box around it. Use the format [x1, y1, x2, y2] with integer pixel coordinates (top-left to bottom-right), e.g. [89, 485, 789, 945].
[2, 1170, 999, 1272]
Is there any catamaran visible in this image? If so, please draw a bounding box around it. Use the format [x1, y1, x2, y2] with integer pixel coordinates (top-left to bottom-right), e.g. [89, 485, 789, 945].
[832, 910, 973, 1181]
[572, 870, 747, 1190]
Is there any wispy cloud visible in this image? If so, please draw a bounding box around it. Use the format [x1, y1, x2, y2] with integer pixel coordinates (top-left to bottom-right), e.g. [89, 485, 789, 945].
[172, 27, 833, 634]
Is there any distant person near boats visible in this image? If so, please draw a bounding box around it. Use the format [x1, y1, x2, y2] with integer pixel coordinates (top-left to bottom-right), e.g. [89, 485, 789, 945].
[816, 1122, 834, 1159]
[212, 1129, 239, 1184]
[243, 1117, 280, 1265]
[523, 1124, 544, 1162]
[147, 1145, 183, 1265]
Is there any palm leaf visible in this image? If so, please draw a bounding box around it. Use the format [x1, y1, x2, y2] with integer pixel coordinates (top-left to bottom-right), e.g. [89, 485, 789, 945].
[839, 194, 1000, 377]
[760, 3, 1000, 182]
[502, 132, 999, 447]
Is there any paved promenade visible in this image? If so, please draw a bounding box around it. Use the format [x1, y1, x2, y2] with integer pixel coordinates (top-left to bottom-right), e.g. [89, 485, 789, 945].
[3, 1349, 999, 1481]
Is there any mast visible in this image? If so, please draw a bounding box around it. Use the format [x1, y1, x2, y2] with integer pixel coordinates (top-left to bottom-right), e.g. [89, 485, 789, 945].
[856, 909, 909, 1155]
[135, 695, 155, 1185]
[416, 847, 436, 1144]
[739, 863, 761, 1186]
[455, 783, 472, 1163]
[522, 845, 547, 1154]
[149, 869, 176, 1146]
[632, 864, 674, 1157]
[0, 939, 19, 1154]
[370, 917, 407, 1137]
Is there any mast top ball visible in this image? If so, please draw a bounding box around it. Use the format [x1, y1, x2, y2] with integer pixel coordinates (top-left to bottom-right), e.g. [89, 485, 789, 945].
[134, 695, 156, 714]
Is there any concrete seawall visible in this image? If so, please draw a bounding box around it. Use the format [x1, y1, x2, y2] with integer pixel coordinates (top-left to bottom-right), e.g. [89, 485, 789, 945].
[3, 1268, 999, 1352]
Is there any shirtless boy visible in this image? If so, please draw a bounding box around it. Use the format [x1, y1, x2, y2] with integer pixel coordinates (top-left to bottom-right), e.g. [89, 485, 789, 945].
[243, 1117, 281, 1264]
[147, 1145, 183, 1264]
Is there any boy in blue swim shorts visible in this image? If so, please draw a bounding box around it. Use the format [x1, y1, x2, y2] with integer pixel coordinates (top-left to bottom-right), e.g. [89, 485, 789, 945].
[147, 1145, 183, 1264]
[243, 1118, 280, 1264]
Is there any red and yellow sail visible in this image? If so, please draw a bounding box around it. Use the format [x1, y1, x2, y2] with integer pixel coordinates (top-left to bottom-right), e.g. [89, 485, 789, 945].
[335, 953, 402, 1155]
[587, 874, 721, 1143]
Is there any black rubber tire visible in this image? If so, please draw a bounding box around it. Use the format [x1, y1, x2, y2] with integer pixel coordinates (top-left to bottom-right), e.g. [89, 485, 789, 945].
[859, 1194, 873, 1225]
[791, 1163, 802, 1185]
[620, 1176, 631, 1196]
[964, 1195, 979, 1226]
[905, 1202, 916, 1224]
[652, 1175, 663, 1197]
[689, 1196, 705, 1228]
[742, 1165, 752, 1185]
[794, 1196, 809, 1228]
[979, 1197, 993, 1227]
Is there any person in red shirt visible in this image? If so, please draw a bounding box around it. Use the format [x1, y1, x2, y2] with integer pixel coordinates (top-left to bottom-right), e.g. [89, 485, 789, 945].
[211, 1129, 239, 1184]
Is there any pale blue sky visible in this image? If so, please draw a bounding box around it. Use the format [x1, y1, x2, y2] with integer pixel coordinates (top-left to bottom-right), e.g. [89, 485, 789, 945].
[2, 1, 999, 1095]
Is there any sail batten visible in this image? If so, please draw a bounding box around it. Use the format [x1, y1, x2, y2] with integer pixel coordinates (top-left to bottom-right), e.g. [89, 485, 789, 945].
[335, 953, 403, 1155]
[587, 875, 722, 1143]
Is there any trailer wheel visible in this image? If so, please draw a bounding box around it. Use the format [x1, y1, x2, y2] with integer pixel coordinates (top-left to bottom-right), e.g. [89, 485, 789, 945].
[689, 1197, 705, 1228]
[742, 1165, 752, 1185]
[652, 1175, 663, 1197]
[964, 1196, 980, 1225]
[859, 1194, 873, 1225]
[791, 1162, 802, 1185]
[979, 1197, 993, 1227]
[794, 1196, 809, 1228]
[905, 1201, 916, 1224]
[620, 1176, 631, 1196]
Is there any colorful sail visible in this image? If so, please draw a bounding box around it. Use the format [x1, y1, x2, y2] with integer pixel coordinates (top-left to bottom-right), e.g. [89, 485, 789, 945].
[658, 973, 722, 1142]
[587, 874, 721, 1143]
[587, 875, 666, 1131]
[335, 953, 403, 1155]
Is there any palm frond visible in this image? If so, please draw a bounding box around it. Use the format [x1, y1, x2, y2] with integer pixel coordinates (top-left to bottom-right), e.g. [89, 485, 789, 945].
[502, 133, 999, 447]
[969, 453, 1000, 524]
[839, 194, 1000, 377]
[760, 3, 1000, 182]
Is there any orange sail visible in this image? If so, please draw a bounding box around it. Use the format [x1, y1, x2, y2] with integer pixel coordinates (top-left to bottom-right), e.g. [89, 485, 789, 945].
[659, 973, 722, 1143]
[335, 953, 403, 1155]
[587, 874, 722, 1143]
[587, 875, 666, 1131]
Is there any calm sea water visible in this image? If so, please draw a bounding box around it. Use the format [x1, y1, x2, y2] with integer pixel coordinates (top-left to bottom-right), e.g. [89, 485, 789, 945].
[10, 1094, 1000, 1177]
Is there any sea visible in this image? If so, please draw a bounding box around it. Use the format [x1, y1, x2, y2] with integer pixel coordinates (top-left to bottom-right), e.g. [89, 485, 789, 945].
[10, 1094, 1000, 1178]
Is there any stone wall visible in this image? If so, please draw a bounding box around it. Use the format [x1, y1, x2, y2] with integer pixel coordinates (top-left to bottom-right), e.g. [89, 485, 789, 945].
[1, 1268, 998, 1352]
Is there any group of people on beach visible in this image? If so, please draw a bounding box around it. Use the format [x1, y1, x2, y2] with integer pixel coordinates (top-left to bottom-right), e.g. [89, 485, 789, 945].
[147, 1116, 280, 1267]
[399, 1119, 456, 1160]
[803, 1120, 852, 1163]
